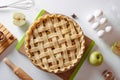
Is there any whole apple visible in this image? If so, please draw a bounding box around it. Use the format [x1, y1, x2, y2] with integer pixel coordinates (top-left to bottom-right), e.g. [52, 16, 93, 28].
[89, 51, 103, 66]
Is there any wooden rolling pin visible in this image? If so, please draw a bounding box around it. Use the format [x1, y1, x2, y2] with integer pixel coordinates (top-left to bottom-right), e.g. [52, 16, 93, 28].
[3, 58, 33, 80]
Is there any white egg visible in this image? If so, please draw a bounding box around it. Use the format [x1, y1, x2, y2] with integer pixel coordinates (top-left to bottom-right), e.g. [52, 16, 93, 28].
[94, 10, 103, 18]
[92, 22, 100, 29]
[100, 18, 107, 25]
[87, 14, 94, 22]
[97, 30, 104, 37]
[105, 26, 112, 32]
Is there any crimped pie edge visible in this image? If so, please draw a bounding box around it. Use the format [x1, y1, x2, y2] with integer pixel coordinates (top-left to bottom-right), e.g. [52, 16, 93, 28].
[25, 14, 85, 73]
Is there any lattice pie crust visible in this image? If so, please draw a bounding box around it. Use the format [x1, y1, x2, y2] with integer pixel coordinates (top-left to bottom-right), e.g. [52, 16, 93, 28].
[25, 14, 85, 73]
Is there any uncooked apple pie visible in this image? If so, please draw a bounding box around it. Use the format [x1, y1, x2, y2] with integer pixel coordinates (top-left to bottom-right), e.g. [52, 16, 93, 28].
[25, 14, 85, 73]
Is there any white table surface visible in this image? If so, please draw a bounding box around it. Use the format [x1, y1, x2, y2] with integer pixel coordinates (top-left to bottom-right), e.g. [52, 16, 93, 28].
[0, 0, 120, 80]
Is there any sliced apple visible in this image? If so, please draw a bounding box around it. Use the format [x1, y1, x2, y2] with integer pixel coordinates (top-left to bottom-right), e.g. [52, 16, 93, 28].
[13, 12, 26, 26]
[112, 41, 120, 56]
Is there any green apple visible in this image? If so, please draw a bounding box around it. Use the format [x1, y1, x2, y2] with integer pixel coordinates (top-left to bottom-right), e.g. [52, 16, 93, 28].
[89, 51, 103, 66]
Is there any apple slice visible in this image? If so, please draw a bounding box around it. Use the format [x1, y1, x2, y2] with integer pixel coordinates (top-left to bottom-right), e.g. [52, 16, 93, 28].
[111, 41, 120, 56]
[89, 51, 103, 66]
[13, 12, 26, 27]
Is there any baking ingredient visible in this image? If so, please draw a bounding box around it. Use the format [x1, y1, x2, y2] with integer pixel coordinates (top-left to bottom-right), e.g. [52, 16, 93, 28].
[89, 51, 103, 66]
[92, 22, 100, 29]
[100, 18, 107, 25]
[13, 12, 26, 26]
[71, 13, 78, 19]
[94, 9, 103, 18]
[111, 41, 120, 56]
[97, 30, 104, 37]
[87, 14, 94, 22]
[102, 70, 116, 80]
[105, 26, 112, 32]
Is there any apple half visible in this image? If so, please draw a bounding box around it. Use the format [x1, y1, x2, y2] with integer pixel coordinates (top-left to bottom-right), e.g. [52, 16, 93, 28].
[13, 12, 26, 27]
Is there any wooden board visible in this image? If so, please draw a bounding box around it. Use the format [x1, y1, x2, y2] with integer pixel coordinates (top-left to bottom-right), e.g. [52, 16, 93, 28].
[56, 36, 94, 80]
[16, 9, 95, 80]
[0, 23, 17, 55]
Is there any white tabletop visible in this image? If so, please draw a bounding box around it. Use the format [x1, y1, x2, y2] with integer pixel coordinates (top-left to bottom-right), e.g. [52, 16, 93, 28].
[0, 0, 120, 80]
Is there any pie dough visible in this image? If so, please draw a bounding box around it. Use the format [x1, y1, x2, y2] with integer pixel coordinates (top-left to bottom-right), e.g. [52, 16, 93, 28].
[25, 14, 85, 73]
